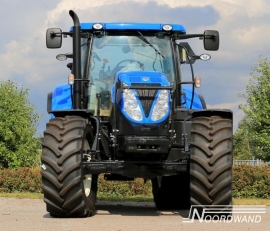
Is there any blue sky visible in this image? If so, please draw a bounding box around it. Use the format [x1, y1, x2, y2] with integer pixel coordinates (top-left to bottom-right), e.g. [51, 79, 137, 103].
[1, 0, 270, 135]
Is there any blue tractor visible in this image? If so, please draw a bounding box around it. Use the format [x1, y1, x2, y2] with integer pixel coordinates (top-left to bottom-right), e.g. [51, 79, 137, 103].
[42, 10, 233, 217]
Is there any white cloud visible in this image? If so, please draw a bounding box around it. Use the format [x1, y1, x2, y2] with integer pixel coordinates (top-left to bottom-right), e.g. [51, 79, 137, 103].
[233, 25, 270, 48]
[0, 41, 32, 79]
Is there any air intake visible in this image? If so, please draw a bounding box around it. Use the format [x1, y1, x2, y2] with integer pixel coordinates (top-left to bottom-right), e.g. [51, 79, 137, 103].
[131, 83, 160, 117]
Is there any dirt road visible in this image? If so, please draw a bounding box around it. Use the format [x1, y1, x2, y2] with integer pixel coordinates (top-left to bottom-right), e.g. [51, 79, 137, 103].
[0, 198, 269, 231]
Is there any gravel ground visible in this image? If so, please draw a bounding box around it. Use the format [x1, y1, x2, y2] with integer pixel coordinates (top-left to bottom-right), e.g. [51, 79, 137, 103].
[0, 198, 269, 231]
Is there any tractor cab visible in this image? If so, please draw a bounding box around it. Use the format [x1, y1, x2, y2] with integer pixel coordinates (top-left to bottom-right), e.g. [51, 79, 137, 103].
[75, 23, 187, 139]
[86, 28, 177, 117]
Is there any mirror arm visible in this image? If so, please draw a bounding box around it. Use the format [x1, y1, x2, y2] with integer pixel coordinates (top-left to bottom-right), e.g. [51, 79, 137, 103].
[204, 35, 218, 40]
[175, 34, 204, 40]
[190, 55, 200, 60]
[50, 32, 72, 39]
[50, 32, 58, 39]
[175, 34, 217, 41]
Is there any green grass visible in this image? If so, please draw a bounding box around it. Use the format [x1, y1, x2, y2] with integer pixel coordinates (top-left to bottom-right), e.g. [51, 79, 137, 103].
[0, 193, 270, 205]
[0, 192, 43, 199]
[233, 198, 270, 206]
[97, 194, 153, 202]
[0, 192, 153, 202]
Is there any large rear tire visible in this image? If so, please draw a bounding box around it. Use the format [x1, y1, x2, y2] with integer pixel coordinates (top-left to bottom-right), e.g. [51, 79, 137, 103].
[151, 173, 190, 210]
[190, 115, 232, 216]
[41, 116, 97, 217]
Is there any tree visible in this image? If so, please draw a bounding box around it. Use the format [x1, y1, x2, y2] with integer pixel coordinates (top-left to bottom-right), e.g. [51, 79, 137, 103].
[238, 57, 270, 161]
[233, 117, 253, 160]
[0, 80, 41, 168]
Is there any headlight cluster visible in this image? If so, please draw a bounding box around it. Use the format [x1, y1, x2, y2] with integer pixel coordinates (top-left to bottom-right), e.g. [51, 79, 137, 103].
[123, 87, 143, 121]
[151, 90, 169, 121]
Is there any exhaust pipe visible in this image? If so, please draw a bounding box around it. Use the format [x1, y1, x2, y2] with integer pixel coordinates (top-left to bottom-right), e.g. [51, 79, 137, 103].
[69, 10, 81, 109]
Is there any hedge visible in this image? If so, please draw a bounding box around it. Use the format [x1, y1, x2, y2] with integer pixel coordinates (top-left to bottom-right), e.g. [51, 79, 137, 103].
[0, 166, 270, 199]
[0, 168, 41, 193]
[98, 177, 152, 198]
[232, 165, 270, 199]
[0, 168, 152, 197]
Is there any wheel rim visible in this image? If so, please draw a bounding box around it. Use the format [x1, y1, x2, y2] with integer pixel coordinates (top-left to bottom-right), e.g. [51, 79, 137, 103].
[83, 139, 92, 197]
[84, 174, 92, 197]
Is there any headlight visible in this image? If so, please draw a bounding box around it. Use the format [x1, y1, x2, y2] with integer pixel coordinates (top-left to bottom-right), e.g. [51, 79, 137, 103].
[151, 90, 170, 121]
[123, 87, 143, 121]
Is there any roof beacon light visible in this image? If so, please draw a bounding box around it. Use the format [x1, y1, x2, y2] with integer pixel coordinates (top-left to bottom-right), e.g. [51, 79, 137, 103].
[195, 77, 201, 88]
[68, 74, 75, 85]
[93, 23, 103, 30]
[162, 24, 172, 31]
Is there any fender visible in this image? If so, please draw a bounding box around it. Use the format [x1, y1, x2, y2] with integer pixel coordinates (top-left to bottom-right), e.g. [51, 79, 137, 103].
[182, 86, 205, 109]
[192, 109, 233, 120]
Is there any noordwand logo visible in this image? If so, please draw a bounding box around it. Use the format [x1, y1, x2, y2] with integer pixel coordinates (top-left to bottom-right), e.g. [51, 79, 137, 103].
[183, 205, 266, 223]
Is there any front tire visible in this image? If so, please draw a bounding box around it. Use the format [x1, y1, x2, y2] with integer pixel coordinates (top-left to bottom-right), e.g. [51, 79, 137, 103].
[41, 116, 97, 217]
[190, 115, 233, 216]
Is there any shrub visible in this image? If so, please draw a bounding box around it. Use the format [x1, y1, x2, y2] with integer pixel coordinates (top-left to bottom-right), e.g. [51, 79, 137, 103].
[0, 168, 152, 197]
[0, 165, 269, 199]
[232, 165, 270, 199]
[0, 167, 41, 193]
[98, 175, 152, 198]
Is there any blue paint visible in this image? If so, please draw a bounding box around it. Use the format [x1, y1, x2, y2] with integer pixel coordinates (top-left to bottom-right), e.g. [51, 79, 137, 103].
[70, 22, 186, 33]
[114, 71, 171, 124]
[50, 83, 72, 118]
[182, 86, 204, 109]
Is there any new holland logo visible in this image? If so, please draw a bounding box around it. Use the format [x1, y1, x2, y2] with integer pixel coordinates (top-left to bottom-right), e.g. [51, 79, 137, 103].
[142, 77, 149, 81]
[183, 205, 266, 223]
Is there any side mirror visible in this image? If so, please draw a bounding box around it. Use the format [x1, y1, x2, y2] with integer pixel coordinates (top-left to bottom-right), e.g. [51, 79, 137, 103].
[46, 28, 62, 49]
[204, 30, 219, 51]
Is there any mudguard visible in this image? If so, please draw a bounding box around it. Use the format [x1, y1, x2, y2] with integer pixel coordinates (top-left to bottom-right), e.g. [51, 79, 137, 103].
[182, 86, 205, 109]
[50, 83, 72, 118]
[52, 84, 72, 110]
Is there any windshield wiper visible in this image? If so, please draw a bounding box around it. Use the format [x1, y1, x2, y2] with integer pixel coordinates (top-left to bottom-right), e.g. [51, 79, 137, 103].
[137, 31, 165, 59]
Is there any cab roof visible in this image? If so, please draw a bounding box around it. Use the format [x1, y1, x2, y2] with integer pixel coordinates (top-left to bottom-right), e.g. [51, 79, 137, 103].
[70, 22, 186, 34]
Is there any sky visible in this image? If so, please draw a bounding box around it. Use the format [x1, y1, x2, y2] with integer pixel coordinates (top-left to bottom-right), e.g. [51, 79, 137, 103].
[1, 0, 270, 135]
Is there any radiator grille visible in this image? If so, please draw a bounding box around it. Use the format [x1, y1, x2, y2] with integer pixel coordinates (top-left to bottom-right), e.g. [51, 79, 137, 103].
[131, 83, 160, 117]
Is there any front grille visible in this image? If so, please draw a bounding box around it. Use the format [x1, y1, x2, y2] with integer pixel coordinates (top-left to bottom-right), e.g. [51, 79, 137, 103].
[131, 83, 160, 117]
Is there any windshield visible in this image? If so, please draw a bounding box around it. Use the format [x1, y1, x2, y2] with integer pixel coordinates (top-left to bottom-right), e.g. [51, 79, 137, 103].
[86, 33, 176, 115]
